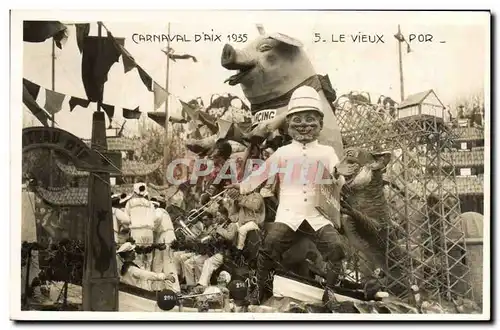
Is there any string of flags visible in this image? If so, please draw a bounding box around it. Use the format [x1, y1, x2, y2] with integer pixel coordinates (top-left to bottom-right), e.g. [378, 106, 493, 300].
[23, 20, 204, 128]
[22, 78, 143, 124]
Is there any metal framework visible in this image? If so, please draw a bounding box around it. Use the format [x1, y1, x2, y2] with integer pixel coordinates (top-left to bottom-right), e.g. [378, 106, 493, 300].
[335, 94, 472, 303]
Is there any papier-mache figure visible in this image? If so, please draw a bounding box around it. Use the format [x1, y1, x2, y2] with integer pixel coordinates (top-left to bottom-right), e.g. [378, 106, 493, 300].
[111, 193, 132, 245]
[151, 197, 180, 292]
[125, 183, 157, 270]
[227, 86, 358, 304]
[117, 242, 176, 292]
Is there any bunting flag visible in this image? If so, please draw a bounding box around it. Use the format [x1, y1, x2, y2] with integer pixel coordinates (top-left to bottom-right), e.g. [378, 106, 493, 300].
[24, 78, 145, 120]
[23, 78, 41, 99]
[393, 31, 405, 42]
[105, 30, 136, 73]
[161, 48, 197, 63]
[394, 27, 412, 54]
[101, 103, 115, 121]
[120, 45, 136, 73]
[81, 35, 124, 102]
[180, 99, 218, 132]
[123, 106, 141, 119]
[44, 89, 66, 114]
[197, 109, 219, 133]
[23, 21, 68, 49]
[147, 112, 167, 126]
[75, 23, 90, 54]
[137, 66, 153, 91]
[69, 96, 91, 112]
[22, 83, 50, 127]
[153, 82, 168, 109]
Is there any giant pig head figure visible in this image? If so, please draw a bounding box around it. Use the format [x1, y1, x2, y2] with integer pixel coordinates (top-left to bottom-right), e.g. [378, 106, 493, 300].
[221, 32, 343, 157]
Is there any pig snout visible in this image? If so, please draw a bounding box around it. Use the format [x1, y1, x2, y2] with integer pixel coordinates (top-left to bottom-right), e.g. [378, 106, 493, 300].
[221, 44, 255, 70]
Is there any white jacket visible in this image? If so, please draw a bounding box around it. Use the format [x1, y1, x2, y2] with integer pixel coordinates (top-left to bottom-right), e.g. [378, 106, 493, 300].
[240, 140, 345, 232]
[154, 208, 176, 244]
[125, 196, 157, 230]
[112, 207, 131, 243]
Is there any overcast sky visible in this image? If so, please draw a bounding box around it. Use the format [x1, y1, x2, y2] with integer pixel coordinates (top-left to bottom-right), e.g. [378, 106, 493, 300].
[21, 11, 489, 139]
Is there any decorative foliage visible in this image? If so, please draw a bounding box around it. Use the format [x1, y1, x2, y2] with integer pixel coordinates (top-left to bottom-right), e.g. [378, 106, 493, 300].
[132, 118, 188, 185]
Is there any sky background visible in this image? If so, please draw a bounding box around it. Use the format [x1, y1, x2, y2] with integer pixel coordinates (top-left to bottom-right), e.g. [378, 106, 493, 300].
[21, 11, 489, 139]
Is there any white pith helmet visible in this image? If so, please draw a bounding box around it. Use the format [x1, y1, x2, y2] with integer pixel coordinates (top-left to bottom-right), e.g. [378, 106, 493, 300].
[286, 86, 324, 117]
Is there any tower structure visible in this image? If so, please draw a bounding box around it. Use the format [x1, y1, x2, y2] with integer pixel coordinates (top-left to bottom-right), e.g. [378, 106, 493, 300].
[335, 90, 471, 303]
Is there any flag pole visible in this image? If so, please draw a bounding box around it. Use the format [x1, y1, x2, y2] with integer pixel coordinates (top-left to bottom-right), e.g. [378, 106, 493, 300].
[163, 22, 171, 185]
[49, 39, 56, 186]
[397, 24, 405, 102]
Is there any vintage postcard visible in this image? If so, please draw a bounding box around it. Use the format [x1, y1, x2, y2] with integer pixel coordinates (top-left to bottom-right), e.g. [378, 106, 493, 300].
[11, 9, 490, 321]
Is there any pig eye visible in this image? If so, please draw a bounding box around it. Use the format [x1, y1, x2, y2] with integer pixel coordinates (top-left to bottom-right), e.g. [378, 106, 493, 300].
[259, 44, 273, 52]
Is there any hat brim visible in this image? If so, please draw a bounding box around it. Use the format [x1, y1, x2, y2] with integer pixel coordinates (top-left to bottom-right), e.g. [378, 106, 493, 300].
[117, 244, 136, 254]
[119, 195, 132, 204]
[286, 107, 324, 117]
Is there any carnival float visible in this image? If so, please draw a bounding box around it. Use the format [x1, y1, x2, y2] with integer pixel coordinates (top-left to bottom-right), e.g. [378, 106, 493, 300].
[20, 21, 484, 314]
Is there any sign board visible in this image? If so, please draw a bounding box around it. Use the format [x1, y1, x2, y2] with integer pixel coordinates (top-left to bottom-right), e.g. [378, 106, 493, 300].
[315, 173, 342, 229]
[252, 109, 277, 124]
[22, 127, 121, 174]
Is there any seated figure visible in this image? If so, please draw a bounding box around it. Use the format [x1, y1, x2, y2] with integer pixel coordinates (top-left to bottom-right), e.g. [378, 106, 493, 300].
[117, 242, 177, 292]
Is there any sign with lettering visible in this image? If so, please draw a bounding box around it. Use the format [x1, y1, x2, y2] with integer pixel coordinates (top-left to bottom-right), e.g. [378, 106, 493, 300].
[22, 127, 120, 174]
[252, 109, 277, 124]
[315, 173, 342, 229]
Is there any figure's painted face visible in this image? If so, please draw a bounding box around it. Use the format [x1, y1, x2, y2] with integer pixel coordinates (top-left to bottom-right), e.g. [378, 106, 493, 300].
[287, 110, 322, 143]
[125, 250, 136, 261]
[339, 148, 392, 189]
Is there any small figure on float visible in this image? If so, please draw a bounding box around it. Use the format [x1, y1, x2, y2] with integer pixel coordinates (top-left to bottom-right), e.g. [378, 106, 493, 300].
[124, 183, 157, 270]
[111, 193, 132, 245]
[150, 197, 180, 292]
[116, 242, 177, 292]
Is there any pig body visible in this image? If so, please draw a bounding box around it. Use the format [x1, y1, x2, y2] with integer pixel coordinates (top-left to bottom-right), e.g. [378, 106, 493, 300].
[221, 33, 343, 156]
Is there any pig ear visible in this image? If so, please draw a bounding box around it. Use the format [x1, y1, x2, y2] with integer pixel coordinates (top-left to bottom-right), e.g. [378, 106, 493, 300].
[269, 33, 303, 47]
[370, 151, 391, 170]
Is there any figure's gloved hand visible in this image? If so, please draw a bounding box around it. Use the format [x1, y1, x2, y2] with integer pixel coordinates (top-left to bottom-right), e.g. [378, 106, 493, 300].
[335, 163, 359, 178]
[166, 273, 176, 283]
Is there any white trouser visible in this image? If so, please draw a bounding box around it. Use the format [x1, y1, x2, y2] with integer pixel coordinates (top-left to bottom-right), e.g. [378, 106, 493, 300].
[183, 254, 208, 286]
[237, 221, 260, 250]
[152, 246, 180, 293]
[131, 228, 154, 270]
[197, 253, 224, 287]
[172, 251, 195, 278]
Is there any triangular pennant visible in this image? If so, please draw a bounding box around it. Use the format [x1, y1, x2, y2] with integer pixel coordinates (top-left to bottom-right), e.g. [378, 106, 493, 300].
[153, 82, 168, 110]
[75, 23, 90, 54]
[53, 27, 68, 49]
[137, 66, 153, 91]
[102, 27, 136, 73]
[44, 89, 66, 114]
[123, 106, 141, 119]
[101, 103, 115, 121]
[120, 45, 136, 73]
[147, 112, 167, 127]
[22, 79, 41, 100]
[394, 32, 405, 43]
[69, 96, 91, 112]
[22, 84, 50, 127]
